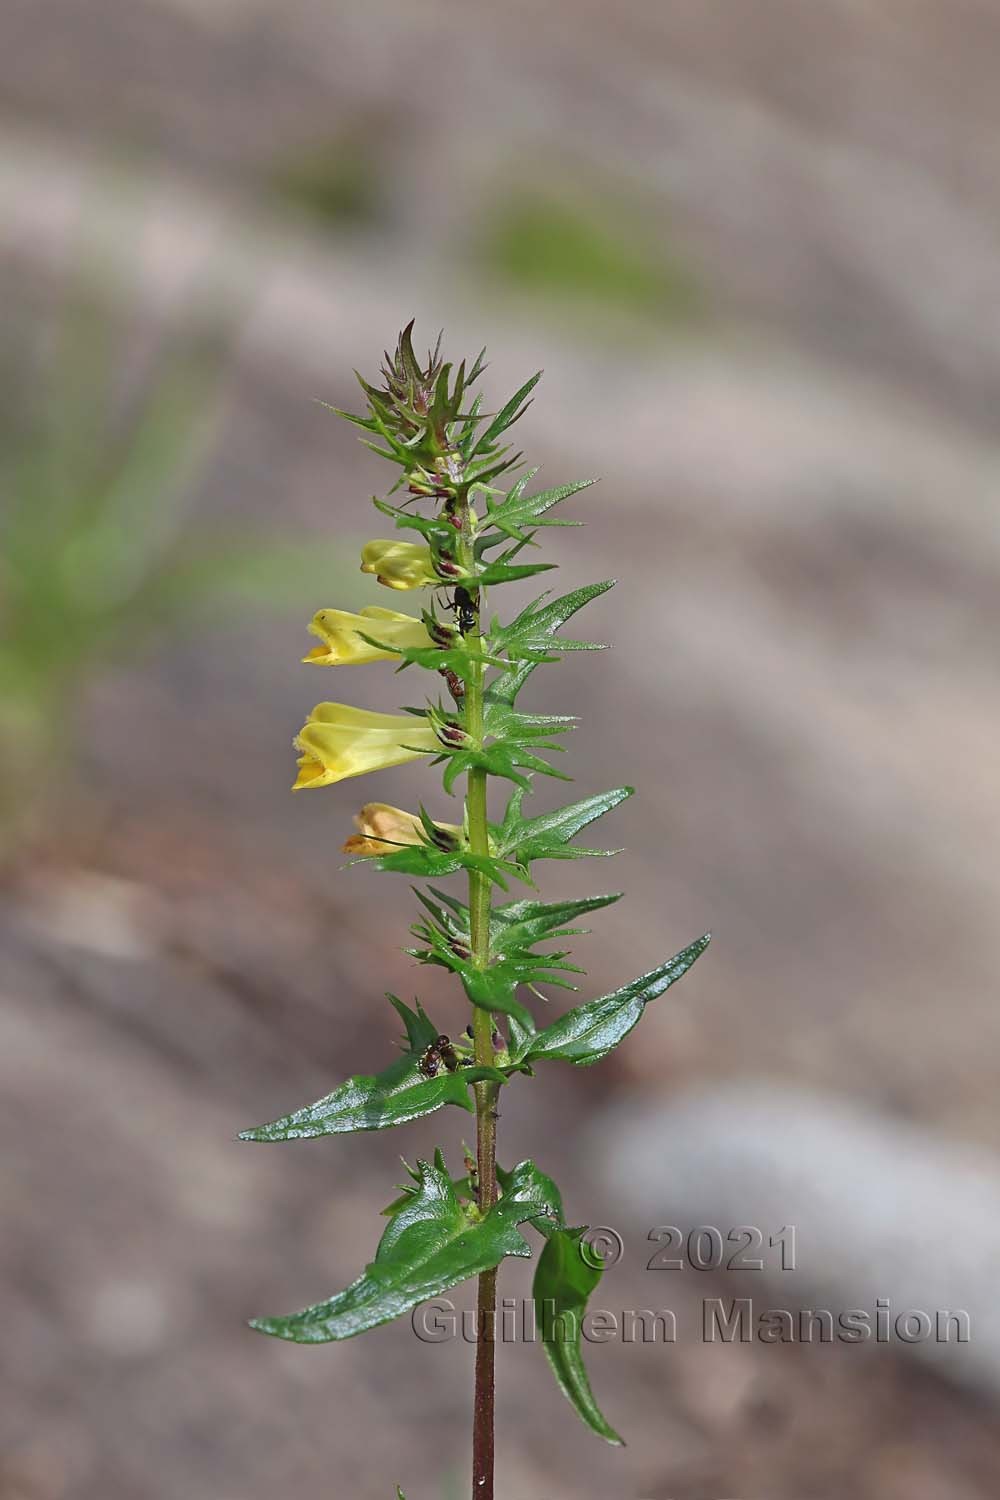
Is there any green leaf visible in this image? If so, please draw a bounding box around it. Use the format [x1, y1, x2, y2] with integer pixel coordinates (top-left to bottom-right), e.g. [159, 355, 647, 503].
[491, 580, 614, 663]
[441, 739, 573, 796]
[429, 589, 616, 794]
[456, 968, 538, 1025]
[488, 892, 622, 950]
[369, 493, 558, 587]
[372, 496, 456, 543]
[406, 890, 537, 1025]
[356, 633, 483, 683]
[421, 1160, 564, 1236]
[493, 785, 634, 865]
[482, 659, 563, 723]
[409, 890, 622, 1024]
[534, 1227, 623, 1445]
[507, 1009, 538, 1063]
[443, 655, 578, 790]
[238, 995, 504, 1138]
[499, 1160, 564, 1238]
[489, 1160, 622, 1442]
[383, 1147, 481, 1219]
[469, 372, 541, 458]
[470, 555, 559, 588]
[249, 1156, 549, 1343]
[516, 934, 711, 1065]
[480, 475, 595, 544]
[356, 841, 524, 891]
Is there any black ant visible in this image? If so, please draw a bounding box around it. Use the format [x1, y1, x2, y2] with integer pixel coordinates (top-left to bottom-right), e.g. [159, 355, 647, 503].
[451, 586, 477, 637]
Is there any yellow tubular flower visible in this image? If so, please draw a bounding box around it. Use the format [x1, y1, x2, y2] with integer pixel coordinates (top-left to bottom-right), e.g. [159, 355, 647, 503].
[360, 539, 438, 591]
[303, 606, 433, 665]
[293, 704, 439, 790]
[342, 802, 462, 856]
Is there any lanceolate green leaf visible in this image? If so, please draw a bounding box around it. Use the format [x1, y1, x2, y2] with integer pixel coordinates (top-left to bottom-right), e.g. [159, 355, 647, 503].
[250, 1157, 550, 1343]
[238, 995, 505, 1139]
[371, 496, 454, 542]
[480, 476, 595, 544]
[494, 785, 634, 865]
[515, 934, 711, 1066]
[533, 1226, 623, 1446]
[487, 891, 622, 950]
[491, 580, 614, 663]
[468, 372, 541, 458]
[458, 1160, 620, 1441]
[469, 554, 558, 587]
[494, 1159, 622, 1442]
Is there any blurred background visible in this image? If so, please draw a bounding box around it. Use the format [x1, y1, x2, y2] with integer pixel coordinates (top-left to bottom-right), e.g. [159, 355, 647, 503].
[2, 2, 1000, 1497]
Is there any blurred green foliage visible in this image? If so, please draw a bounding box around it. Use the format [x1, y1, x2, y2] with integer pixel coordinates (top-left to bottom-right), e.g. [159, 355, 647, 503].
[481, 186, 704, 325]
[270, 136, 384, 227]
[0, 274, 350, 848]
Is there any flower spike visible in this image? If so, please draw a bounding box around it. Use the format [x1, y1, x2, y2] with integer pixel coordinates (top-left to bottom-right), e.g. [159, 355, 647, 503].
[245, 326, 709, 1493]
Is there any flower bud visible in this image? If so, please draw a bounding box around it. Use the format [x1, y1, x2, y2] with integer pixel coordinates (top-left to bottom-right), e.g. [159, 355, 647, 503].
[360, 539, 438, 591]
[342, 802, 461, 856]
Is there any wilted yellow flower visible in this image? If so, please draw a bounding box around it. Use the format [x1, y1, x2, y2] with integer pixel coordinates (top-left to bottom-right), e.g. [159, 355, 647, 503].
[293, 704, 438, 790]
[360, 539, 438, 591]
[343, 802, 462, 856]
[303, 606, 433, 665]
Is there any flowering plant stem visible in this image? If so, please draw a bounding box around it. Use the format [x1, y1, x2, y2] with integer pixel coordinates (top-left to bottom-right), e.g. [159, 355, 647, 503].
[240, 325, 711, 1499]
[460, 506, 500, 1496]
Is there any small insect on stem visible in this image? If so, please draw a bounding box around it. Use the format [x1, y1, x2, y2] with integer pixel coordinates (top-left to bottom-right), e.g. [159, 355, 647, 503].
[440, 666, 466, 702]
[418, 1034, 459, 1078]
[453, 586, 477, 637]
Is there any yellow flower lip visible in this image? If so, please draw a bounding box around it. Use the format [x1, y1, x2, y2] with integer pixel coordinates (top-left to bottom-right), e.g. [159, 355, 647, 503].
[360, 539, 438, 591]
[303, 606, 433, 665]
[292, 703, 439, 790]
